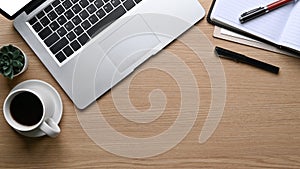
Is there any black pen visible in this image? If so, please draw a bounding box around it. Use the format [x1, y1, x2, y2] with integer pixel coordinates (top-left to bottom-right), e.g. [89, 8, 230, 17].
[239, 0, 298, 23]
[215, 46, 280, 74]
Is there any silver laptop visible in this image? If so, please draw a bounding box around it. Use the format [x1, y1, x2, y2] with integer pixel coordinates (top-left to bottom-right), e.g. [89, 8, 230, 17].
[0, 0, 205, 109]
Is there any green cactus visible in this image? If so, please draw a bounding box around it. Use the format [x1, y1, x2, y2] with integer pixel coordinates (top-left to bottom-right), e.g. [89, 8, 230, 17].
[0, 45, 25, 79]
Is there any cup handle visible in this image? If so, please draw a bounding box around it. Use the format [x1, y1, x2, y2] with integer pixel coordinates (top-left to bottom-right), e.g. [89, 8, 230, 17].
[39, 118, 61, 138]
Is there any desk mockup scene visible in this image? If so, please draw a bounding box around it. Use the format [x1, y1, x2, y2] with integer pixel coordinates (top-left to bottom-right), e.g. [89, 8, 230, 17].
[0, 0, 300, 168]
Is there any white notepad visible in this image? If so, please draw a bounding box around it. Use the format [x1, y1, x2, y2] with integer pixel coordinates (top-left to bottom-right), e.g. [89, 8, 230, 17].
[210, 0, 300, 53]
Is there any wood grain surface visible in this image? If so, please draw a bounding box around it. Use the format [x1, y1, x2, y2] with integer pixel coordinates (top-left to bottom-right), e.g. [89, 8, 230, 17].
[0, 0, 300, 168]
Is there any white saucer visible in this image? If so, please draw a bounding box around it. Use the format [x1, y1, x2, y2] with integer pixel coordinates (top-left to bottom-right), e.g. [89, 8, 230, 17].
[10, 80, 63, 137]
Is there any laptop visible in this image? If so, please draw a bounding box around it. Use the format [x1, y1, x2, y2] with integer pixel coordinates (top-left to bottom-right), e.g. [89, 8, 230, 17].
[0, 0, 205, 109]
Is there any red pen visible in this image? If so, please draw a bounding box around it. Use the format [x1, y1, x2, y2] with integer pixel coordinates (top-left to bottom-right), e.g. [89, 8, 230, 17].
[239, 0, 299, 23]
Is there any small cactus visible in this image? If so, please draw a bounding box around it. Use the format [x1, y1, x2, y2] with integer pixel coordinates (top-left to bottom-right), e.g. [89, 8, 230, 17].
[0, 45, 25, 79]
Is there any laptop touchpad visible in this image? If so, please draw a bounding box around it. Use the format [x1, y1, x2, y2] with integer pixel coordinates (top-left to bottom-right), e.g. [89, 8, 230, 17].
[99, 15, 161, 73]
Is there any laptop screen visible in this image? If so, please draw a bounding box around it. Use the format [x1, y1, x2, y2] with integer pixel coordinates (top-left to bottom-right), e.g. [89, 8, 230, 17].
[0, 0, 32, 19]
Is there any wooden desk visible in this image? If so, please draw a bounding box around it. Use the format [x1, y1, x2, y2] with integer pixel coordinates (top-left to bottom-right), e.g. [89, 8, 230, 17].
[0, 1, 300, 168]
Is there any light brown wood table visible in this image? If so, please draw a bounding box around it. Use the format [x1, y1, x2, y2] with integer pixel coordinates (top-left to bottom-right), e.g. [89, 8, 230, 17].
[0, 1, 299, 168]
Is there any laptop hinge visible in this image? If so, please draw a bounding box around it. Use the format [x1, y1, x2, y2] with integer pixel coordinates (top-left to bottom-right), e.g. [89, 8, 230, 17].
[25, 0, 46, 15]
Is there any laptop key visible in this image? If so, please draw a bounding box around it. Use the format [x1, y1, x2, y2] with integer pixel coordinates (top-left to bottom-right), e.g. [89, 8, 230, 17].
[96, 9, 105, 19]
[36, 11, 45, 19]
[134, 0, 142, 3]
[55, 51, 67, 63]
[74, 26, 84, 36]
[57, 15, 67, 25]
[72, 15, 82, 25]
[78, 33, 90, 46]
[52, 0, 60, 7]
[57, 27, 67, 37]
[48, 11, 58, 21]
[111, 0, 121, 7]
[95, 0, 104, 8]
[89, 14, 98, 24]
[44, 5, 53, 13]
[124, 0, 135, 11]
[32, 22, 43, 32]
[67, 31, 76, 41]
[79, 10, 89, 20]
[55, 5, 65, 15]
[70, 40, 81, 51]
[29, 17, 37, 25]
[65, 21, 75, 31]
[81, 20, 91, 29]
[87, 4, 97, 14]
[87, 5, 126, 37]
[50, 21, 60, 31]
[63, 46, 74, 57]
[50, 37, 68, 54]
[103, 3, 113, 13]
[38, 27, 52, 40]
[40, 16, 50, 26]
[45, 33, 60, 47]
[72, 4, 82, 14]
[80, 0, 89, 8]
[63, 0, 73, 9]
[65, 9, 74, 19]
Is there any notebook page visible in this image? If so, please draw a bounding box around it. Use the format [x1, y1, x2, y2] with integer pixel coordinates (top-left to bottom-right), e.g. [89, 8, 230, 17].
[211, 0, 294, 43]
[279, 2, 300, 51]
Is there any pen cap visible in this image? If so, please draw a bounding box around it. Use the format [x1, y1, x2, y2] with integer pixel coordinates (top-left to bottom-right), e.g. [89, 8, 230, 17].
[239, 7, 267, 23]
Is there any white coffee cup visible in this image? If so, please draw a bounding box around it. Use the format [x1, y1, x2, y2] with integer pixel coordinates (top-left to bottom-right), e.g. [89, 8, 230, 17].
[3, 88, 60, 138]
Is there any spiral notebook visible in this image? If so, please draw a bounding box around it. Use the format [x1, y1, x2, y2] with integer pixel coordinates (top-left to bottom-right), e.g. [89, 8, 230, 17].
[207, 0, 300, 56]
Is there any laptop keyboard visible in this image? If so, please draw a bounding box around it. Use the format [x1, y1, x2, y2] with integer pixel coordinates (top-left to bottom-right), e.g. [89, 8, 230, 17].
[28, 0, 143, 64]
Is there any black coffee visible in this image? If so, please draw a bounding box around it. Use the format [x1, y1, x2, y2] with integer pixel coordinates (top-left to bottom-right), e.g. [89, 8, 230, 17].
[10, 92, 43, 126]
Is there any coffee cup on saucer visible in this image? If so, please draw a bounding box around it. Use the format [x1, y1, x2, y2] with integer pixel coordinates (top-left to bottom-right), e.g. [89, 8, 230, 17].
[3, 80, 63, 138]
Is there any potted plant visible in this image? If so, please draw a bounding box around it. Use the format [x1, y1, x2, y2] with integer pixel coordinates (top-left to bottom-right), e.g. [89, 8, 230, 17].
[0, 45, 28, 79]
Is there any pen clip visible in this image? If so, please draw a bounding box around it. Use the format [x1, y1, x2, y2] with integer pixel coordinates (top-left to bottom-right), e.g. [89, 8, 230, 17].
[241, 7, 264, 17]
